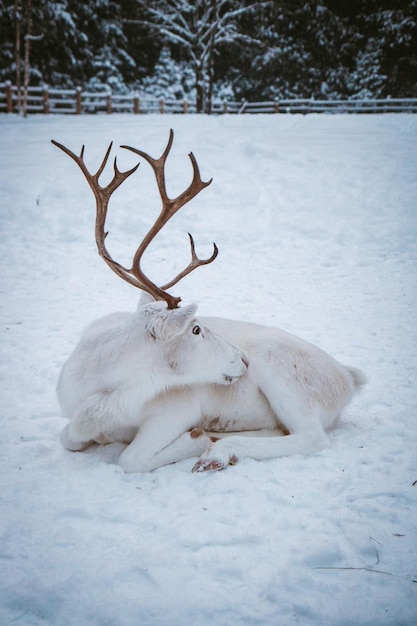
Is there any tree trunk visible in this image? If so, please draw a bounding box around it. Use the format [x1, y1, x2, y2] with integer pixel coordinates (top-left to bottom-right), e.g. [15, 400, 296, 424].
[205, 37, 215, 115]
[23, 0, 32, 118]
[15, 0, 22, 113]
[195, 62, 204, 113]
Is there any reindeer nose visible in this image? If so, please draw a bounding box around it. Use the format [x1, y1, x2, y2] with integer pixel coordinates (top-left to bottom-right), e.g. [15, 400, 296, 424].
[241, 355, 249, 369]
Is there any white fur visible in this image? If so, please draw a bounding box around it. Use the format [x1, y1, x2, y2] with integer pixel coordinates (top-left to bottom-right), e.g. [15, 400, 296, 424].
[57, 300, 366, 473]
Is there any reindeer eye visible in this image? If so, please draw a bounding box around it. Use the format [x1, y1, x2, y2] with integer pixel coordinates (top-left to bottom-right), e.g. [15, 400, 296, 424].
[192, 325, 201, 335]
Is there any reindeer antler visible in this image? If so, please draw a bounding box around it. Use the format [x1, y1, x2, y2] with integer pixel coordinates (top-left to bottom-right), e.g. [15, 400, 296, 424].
[51, 130, 217, 309]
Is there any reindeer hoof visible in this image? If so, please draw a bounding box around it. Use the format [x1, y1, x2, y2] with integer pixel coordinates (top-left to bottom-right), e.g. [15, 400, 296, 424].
[190, 428, 206, 439]
[192, 454, 239, 473]
[192, 458, 226, 473]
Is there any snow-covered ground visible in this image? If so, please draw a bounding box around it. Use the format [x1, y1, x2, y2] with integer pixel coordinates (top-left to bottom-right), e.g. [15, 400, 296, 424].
[0, 112, 416, 625]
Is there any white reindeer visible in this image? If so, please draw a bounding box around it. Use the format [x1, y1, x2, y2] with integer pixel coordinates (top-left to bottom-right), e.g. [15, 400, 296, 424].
[52, 131, 366, 473]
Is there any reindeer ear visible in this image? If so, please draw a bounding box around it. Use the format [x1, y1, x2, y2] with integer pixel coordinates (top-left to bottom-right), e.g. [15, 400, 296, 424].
[167, 304, 198, 336]
[143, 303, 197, 341]
[137, 291, 156, 309]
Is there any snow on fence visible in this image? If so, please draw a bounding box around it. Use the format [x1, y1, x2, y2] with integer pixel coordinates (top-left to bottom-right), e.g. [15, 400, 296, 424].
[242, 98, 417, 114]
[1, 82, 417, 115]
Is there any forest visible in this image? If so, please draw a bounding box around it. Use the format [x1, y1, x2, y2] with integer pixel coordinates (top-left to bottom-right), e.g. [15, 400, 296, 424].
[1, 0, 416, 112]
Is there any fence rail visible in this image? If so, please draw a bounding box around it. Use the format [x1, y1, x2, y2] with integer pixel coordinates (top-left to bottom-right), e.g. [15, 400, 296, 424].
[1, 82, 417, 115]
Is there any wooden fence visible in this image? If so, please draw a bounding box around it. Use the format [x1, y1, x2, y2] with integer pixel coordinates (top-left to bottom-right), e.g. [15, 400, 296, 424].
[1, 82, 417, 115]
[238, 98, 417, 114]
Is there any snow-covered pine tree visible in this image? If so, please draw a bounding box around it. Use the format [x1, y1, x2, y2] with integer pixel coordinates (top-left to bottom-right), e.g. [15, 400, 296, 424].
[129, 0, 267, 112]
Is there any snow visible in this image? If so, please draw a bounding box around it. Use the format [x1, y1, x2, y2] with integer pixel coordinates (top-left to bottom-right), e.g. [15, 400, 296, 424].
[1, 112, 416, 625]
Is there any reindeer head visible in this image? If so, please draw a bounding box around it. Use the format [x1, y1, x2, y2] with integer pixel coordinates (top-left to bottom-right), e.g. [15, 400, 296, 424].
[137, 300, 248, 385]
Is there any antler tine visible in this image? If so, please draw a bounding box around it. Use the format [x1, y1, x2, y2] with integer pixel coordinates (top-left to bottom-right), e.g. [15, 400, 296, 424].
[91, 141, 113, 182]
[186, 150, 213, 200]
[161, 234, 218, 291]
[121, 129, 173, 205]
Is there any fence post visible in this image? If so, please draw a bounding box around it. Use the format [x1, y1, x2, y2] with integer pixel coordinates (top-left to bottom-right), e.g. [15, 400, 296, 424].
[106, 93, 112, 114]
[43, 85, 49, 113]
[223, 102, 228, 114]
[5, 81, 13, 113]
[274, 101, 279, 113]
[133, 93, 140, 114]
[183, 99, 188, 114]
[159, 98, 165, 114]
[76, 87, 82, 114]
[237, 99, 247, 114]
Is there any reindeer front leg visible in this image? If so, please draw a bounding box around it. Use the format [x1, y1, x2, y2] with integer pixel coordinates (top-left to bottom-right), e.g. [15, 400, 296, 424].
[120, 428, 214, 473]
[192, 426, 329, 472]
[118, 389, 203, 473]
